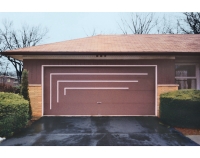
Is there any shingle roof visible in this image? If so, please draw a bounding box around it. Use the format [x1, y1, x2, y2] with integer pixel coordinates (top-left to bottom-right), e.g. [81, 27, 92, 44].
[4, 34, 200, 55]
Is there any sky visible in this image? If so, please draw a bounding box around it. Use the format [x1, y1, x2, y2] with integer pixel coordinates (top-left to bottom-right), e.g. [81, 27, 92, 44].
[0, 12, 181, 73]
[0, 12, 184, 73]
[0, 12, 130, 44]
[0, 0, 199, 73]
[0, 0, 198, 44]
[0, 12, 183, 45]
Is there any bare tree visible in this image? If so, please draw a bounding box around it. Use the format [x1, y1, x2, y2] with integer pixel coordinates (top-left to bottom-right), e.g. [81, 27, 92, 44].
[156, 15, 181, 34]
[0, 20, 48, 83]
[118, 12, 184, 35]
[0, 57, 10, 75]
[83, 28, 96, 36]
[118, 13, 159, 34]
[82, 28, 104, 37]
[178, 12, 200, 34]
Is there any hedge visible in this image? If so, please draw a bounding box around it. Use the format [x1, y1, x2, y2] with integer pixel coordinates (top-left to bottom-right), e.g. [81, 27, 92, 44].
[0, 92, 29, 137]
[160, 90, 200, 129]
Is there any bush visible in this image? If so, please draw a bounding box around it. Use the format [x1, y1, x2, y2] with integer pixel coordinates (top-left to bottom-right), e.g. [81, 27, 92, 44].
[0, 92, 29, 137]
[160, 90, 200, 129]
[20, 69, 32, 119]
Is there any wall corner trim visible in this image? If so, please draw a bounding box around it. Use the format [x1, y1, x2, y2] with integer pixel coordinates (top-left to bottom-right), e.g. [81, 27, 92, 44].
[157, 84, 179, 87]
[29, 84, 41, 87]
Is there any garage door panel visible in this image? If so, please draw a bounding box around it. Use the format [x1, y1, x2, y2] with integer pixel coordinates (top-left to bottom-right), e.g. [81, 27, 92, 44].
[99, 103, 155, 115]
[45, 103, 155, 115]
[47, 104, 98, 115]
[57, 80, 155, 91]
[44, 66, 156, 116]
[58, 90, 155, 104]
[52, 75, 155, 81]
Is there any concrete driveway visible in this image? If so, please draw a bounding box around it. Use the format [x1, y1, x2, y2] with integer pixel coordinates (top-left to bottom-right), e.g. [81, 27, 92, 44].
[0, 116, 198, 146]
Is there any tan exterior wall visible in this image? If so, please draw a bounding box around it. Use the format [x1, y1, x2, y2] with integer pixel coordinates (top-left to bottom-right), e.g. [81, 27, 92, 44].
[29, 85, 42, 120]
[157, 84, 179, 117]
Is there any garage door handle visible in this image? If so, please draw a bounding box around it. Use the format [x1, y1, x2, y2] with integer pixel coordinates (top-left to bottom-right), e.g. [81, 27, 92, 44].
[97, 102, 102, 104]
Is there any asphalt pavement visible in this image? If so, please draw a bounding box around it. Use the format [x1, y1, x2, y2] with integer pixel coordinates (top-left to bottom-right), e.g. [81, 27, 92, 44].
[0, 116, 198, 146]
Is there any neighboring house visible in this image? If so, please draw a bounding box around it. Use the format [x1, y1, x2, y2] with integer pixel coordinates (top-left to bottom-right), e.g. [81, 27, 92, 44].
[2, 34, 200, 119]
[0, 75, 19, 87]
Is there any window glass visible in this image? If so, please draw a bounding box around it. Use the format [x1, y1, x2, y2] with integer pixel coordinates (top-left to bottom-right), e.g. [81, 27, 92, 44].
[175, 65, 196, 90]
[175, 79, 196, 89]
[175, 65, 196, 77]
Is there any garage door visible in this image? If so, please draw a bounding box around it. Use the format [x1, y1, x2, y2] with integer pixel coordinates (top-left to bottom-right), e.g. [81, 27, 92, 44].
[43, 65, 156, 116]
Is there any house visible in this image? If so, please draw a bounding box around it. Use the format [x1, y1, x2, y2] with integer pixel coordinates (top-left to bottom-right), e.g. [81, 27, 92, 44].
[2, 34, 200, 119]
[0, 75, 19, 87]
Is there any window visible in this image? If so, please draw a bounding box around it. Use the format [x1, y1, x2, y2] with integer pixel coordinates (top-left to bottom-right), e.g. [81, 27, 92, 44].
[175, 64, 197, 89]
[0, 77, 6, 83]
[7, 78, 10, 82]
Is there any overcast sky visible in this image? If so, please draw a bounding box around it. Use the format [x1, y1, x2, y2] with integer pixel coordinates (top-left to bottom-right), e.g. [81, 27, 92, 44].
[0, 0, 199, 73]
[0, 0, 198, 44]
[0, 12, 182, 45]
[0, 12, 128, 44]
[0, 12, 186, 73]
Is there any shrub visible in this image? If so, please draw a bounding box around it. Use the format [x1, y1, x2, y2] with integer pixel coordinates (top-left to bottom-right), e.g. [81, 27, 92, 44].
[0, 92, 29, 137]
[20, 69, 32, 119]
[160, 90, 200, 129]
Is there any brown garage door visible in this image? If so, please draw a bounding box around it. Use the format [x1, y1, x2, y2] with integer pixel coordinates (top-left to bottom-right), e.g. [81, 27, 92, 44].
[43, 66, 156, 116]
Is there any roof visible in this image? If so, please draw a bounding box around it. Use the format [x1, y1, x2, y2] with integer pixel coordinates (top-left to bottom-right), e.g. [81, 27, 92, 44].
[0, 75, 17, 79]
[3, 34, 200, 55]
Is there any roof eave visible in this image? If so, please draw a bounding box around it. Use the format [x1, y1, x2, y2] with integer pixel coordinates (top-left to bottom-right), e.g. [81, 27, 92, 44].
[2, 51, 200, 56]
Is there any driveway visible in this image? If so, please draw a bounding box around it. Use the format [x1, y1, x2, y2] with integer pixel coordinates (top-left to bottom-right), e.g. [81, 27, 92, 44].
[0, 116, 198, 146]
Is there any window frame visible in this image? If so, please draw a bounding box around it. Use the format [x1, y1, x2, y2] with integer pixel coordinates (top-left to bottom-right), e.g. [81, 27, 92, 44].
[7, 78, 11, 82]
[175, 63, 200, 90]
